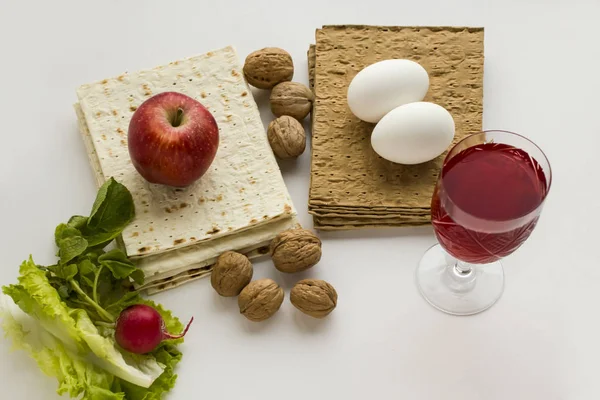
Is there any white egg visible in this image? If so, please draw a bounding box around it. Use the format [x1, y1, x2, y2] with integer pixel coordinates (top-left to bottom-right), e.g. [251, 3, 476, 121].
[371, 102, 455, 165]
[347, 59, 429, 123]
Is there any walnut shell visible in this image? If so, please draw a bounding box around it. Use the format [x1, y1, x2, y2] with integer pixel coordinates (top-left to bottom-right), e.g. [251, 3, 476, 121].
[243, 48, 294, 89]
[270, 82, 314, 120]
[211, 251, 253, 297]
[238, 279, 284, 322]
[290, 279, 337, 318]
[270, 228, 321, 273]
[267, 116, 306, 159]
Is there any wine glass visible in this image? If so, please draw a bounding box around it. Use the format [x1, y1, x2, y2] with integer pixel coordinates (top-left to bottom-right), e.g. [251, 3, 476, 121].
[416, 130, 552, 316]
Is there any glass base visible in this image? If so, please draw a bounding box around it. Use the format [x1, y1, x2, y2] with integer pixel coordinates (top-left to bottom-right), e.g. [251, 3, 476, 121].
[416, 244, 504, 316]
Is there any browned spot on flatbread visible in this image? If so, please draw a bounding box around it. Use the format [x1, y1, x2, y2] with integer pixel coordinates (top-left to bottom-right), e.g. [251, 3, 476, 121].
[244, 103, 250, 107]
[131, 232, 139, 237]
[263, 215, 269, 219]
[138, 247, 149, 253]
[130, 106, 137, 112]
[239, 188, 245, 193]
[284, 204, 292, 213]
[108, 149, 113, 156]
[231, 69, 239, 77]
[143, 210, 149, 213]
[207, 226, 220, 235]
[121, 140, 126, 145]
[216, 194, 223, 201]
[250, 219, 258, 224]
[241, 91, 248, 97]
[116, 128, 125, 136]
[196, 73, 202, 78]
[201, 92, 207, 98]
[165, 207, 172, 213]
[228, 227, 233, 231]
[101, 79, 108, 84]
[143, 84, 152, 96]
[173, 238, 186, 245]
[179, 202, 188, 209]
[226, 115, 232, 121]
[101, 134, 107, 140]
[96, 111, 102, 117]
[207, 52, 213, 57]
[250, 180, 256, 184]
[111, 110, 118, 116]
[221, 211, 226, 216]
[117, 75, 125, 82]
[149, 226, 154, 232]
[190, 236, 196, 241]
[198, 197, 205, 204]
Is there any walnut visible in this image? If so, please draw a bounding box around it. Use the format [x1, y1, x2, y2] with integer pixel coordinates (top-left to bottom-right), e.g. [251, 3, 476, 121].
[270, 228, 321, 273]
[243, 48, 294, 89]
[267, 116, 306, 159]
[290, 279, 337, 318]
[270, 82, 314, 120]
[210, 251, 253, 297]
[238, 279, 284, 321]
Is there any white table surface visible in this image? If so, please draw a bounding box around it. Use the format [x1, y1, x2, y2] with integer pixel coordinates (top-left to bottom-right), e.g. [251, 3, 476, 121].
[0, 0, 598, 399]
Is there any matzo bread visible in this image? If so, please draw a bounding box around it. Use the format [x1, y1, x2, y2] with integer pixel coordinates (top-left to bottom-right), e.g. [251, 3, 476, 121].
[75, 46, 299, 293]
[309, 26, 484, 210]
[76, 103, 299, 293]
[76, 46, 295, 259]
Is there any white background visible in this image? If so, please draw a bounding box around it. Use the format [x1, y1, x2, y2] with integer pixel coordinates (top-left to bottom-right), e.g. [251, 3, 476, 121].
[0, 0, 598, 399]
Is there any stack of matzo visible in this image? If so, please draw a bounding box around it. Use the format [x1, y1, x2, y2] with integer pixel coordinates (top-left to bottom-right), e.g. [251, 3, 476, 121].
[308, 25, 484, 230]
[75, 46, 298, 294]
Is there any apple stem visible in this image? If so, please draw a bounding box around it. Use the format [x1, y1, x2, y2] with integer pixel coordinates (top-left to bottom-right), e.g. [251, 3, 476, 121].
[172, 108, 184, 127]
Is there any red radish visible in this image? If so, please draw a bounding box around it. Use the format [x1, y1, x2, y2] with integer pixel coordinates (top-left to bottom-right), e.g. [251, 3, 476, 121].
[115, 304, 193, 354]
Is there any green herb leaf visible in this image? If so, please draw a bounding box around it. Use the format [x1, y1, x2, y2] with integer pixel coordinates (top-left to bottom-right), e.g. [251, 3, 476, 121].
[80, 274, 96, 289]
[57, 284, 71, 299]
[55, 223, 81, 246]
[79, 259, 98, 276]
[68, 215, 89, 230]
[58, 235, 89, 264]
[84, 230, 124, 248]
[130, 270, 145, 286]
[79, 249, 106, 265]
[49, 263, 79, 281]
[98, 249, 139, 280]
[88, 178, 135, 233]
[105, 291, 140, 313]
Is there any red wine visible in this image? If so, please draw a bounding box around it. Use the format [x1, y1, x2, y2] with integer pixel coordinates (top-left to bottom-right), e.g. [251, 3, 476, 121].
[431, 143, 548, 264]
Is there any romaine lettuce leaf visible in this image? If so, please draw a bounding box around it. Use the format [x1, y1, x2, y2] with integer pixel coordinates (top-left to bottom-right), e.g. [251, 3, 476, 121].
[0, 293, 123, 399]
[3, 257, 165, 389]
[1, 177, 186, 399]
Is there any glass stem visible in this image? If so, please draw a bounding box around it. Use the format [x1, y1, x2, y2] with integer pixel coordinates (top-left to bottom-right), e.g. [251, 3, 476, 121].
[444, 259, 476, 294]
[455, 260, 473, 275]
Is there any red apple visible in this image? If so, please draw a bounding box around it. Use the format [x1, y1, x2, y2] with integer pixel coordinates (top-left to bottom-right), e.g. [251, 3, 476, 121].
[128, 92, 219, 187]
